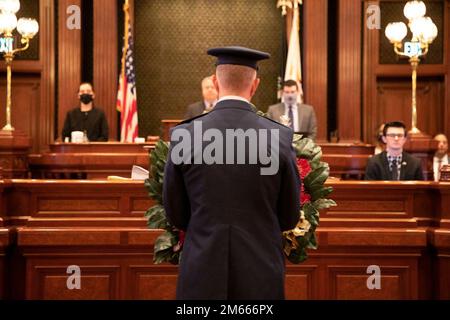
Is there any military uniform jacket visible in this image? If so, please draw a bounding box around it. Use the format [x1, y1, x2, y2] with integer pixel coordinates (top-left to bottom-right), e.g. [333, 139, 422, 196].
[163, 99, 301, 300]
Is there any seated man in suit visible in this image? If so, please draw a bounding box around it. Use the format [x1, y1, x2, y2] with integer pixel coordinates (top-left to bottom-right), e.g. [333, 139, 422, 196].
[365, 121, 423, 181]
[184, 76, 218, 119]
[433, 133, 449, 181]
[267, 79, 317, 140]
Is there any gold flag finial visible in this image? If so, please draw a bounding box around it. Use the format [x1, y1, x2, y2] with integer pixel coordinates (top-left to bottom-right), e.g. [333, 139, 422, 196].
[277, 0, 302, 16]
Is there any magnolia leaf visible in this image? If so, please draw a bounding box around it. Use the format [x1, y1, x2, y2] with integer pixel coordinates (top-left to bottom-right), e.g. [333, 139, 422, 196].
[310, 159, 327, 171]
[303, 204, 319, 227]
[155, 231, 178, 253]
[313, 199, 337, 211]
[294, 139, 317, 159]
[154, 140, 169, 160]
[146, 178, 163, 203]
[150, 141, 169, 177]
[146, 205, 168, 229]
[303, 202, 318, 215]
[307, 232, 318, 250]
[304, 166, 329, 190]
[150, 153, 160, 174]
[310, 186, 333, 201]
[144, 179, 159, 200]
[310, 149, 323, 164]
[286, 246, 307, 264]
[154, 248, 179, 265]
[292, 134, 303, 145]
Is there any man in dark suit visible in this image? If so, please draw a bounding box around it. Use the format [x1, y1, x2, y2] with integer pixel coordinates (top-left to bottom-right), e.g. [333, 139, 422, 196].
[267, 79, 317, 140]
[433, 133, 448, 181]
[163, 46, 301, 300]
[184, 76, 218, 119]
[365, 121, 423, 180]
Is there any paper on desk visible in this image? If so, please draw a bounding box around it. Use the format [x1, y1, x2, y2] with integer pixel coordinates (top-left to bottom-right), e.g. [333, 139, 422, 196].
[131, 165, 149, 180]
[107, 166, 149, 181]
[107, 176, 132, 181]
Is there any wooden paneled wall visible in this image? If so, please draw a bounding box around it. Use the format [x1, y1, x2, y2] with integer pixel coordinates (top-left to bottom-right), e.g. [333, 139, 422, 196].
[58, 0, 82, 141]
[337, 0, 362, 143]
[303, 0, 328, 142]
[0, 77, 40, 138]
[0, 0, 55, 153]
[1, 0, 450, 151]
[0, 0, 120, 149]
[93, 0, 118, 141]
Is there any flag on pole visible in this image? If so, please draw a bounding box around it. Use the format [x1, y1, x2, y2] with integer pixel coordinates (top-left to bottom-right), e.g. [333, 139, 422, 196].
[284, 0, 304, 102]
[117, 1, 138, 142]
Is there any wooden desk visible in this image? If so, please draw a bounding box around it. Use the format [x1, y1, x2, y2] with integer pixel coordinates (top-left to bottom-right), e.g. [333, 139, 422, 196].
[0, 180, 447, 299]
[161, 120, 181, 142]
[320, 143, 373, 180]
[29, 141, 373, 180]
[0, 228, 7, 300]
[29, 142, 155, 179]
[160, 124, 375, 180]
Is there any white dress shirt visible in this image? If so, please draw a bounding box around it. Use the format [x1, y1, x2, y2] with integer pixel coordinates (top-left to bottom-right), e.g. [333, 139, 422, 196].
[217, 96, 250, 104]
[203, 100, 218, 113]
[284, 103, 299, 132]
[433, 154, 449, 182]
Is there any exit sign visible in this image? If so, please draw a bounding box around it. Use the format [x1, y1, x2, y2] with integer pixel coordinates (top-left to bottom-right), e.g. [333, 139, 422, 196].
[404, 42, 422, 57]
[0, 37, 14, 53]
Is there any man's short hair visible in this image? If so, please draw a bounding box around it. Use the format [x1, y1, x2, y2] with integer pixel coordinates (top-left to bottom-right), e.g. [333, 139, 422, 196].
[283, 80, 298, 89]
[434, 133, 448, 140]
[216, 64, 256, 93]
[383, 121, 407, 137]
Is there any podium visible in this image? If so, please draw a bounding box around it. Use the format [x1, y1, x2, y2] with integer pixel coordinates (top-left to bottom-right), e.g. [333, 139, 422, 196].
[403, 132, 439, 181]
[0, 130, 31, 178]
[161, 120, 182, 141]
[28, 142, 156, 179]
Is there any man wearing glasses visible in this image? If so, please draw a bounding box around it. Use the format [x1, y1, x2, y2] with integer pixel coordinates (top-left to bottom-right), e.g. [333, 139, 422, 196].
[365, 121, 423, 181]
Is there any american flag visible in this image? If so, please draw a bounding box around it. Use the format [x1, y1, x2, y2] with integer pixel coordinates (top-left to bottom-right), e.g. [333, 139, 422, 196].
[284, 0, 304, 101]
[117, 24, 138, 143]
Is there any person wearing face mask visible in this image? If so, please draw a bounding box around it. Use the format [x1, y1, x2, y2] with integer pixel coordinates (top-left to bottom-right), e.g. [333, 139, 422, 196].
[267, 79, 317, 140]
[62, 82, 109, 142]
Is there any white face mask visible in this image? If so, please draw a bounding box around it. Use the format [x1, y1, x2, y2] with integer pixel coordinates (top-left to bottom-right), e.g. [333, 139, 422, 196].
[283, 93, 297, 106]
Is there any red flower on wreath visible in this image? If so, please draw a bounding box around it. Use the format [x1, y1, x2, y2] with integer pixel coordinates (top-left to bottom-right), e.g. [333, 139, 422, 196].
[297, 158, 312, 206]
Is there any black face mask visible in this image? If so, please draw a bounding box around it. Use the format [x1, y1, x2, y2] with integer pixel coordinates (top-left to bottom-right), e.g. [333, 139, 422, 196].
[80, 94, 94, 104]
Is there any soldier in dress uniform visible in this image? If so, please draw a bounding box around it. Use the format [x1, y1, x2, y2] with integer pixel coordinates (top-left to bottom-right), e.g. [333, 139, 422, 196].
[163, 46, 301, 300]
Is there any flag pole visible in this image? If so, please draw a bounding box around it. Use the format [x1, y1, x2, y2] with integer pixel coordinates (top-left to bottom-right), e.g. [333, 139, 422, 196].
[121, 0, 130, 80]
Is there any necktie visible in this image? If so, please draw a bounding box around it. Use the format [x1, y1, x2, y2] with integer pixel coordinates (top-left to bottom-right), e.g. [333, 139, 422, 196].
[288, 105, 294, 130]
[391, 159, 398, 181]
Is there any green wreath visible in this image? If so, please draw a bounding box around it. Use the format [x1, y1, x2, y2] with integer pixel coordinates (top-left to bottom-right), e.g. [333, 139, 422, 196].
[145, 112, 336, 265]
